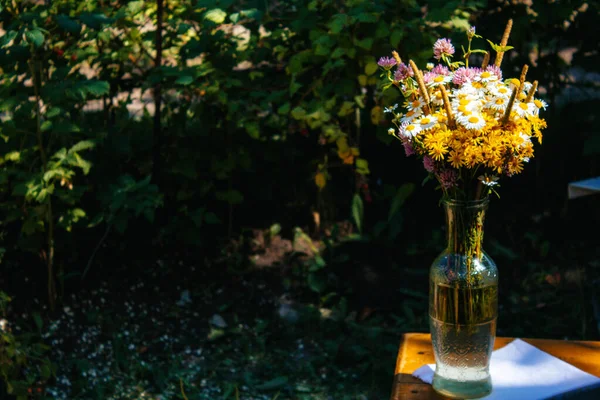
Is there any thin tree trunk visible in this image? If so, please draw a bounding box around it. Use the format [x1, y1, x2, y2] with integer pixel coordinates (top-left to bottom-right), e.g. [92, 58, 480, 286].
[152, 0, 164, 182]
[30, 56, 56, 311]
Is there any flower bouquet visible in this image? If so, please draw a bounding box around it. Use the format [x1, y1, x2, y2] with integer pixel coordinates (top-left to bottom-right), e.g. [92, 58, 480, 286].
[378, 20, 548, 399]
[379, 20, 547, 201]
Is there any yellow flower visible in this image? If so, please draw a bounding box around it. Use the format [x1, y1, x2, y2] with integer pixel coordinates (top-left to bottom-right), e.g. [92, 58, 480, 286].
[463, 146, 482, 168]
[507, 157, 524, 175]
[448, 150, 463, 168]
[491, 159, 504, 174]
[428, 142, 448, 161]
[485, 138, 503, 159]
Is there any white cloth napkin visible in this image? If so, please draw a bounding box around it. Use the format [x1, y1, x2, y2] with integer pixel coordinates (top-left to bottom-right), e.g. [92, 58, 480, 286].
[412, 339, 600, 399]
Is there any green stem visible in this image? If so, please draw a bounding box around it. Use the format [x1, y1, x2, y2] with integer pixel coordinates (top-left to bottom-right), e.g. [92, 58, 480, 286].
[465, 38, 473, 68]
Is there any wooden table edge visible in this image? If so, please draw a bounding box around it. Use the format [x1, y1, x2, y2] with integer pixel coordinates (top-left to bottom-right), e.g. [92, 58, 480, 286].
[391, 333, 600, 400]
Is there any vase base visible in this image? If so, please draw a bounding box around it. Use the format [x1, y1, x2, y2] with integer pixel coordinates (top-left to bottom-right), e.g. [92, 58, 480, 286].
[432, 373, 492, 399]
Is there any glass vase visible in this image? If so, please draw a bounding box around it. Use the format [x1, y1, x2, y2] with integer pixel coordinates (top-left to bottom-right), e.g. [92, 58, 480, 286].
[429, 198, 498, 399]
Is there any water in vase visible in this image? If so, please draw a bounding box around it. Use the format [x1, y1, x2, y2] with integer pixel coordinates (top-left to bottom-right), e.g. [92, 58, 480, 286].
[429, 283, 498, 399]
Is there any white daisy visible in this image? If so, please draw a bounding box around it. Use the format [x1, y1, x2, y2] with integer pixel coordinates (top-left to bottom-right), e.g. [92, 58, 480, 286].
[400, 108, 423, 124]
[415, 115, 439, 131]
[455, 104, 484, 122]
[452, 97, 480, 112]
[431, 90, 445, 106]
[475, 70, 498, 83]
[533, 99, 548, 112]
[384, 104, 398, 113]
[407, 98, 426, 111]
[401, 123, 422, 137]
[484, 96, 508, 112]
[478, 174, 500, 186]
[488, 83, 511, 98]
[457, 113, 486, 130]
[453, 82, 481, 97]
[427, 74, 452, 87]
[513, 101, 535, 118]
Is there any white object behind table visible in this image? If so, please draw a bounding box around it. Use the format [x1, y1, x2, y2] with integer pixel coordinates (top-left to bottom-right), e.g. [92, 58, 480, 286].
[568, 177, 600, 199]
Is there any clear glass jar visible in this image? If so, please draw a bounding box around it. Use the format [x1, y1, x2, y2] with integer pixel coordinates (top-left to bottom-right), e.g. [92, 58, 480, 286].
[429, 198, 498, 399]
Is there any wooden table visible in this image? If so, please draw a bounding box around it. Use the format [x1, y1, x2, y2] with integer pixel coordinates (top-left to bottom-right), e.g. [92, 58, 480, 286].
[390, 333, 600, 400]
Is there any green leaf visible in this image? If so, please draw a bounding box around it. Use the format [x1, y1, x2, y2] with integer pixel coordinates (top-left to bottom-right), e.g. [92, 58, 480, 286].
[56, 15, 82, 34]
[36, 188, 49, 202]
[71, 153, 92, 175]
[205, 9, 227, 24]
[4, 151, 20, 162]
[87, 214, 104, 228]
[126, 0, 146, 14]
[309, 255, 326, 272]
[41, 364, 51, 380]
[291, 107, 306, 120]
[354, 95, 365, 108]
[355, 158, 370, 175]
[388, 183, 415, 222]
[245, 121, 260, 139]
[277, 102, 290, 115]
[70, 140, 95, 153]
[46, 107, 62, 118]
[355, 13, 378, 23]
[364, 62, 378, 76]
[229, 12, 240, 23]
[270, 223, 281, 237]
[43, 170, 62, 182]
[486, 40, 513, 53]
[307, 272, 327, 293]
[255, 376, 289, 390]
[215, 190, 244, 204]
[207, 327, 226, 341]
[288, 50, 312, 74]
[79, 13, 114, 29]
[330, 47, 346, 59]
[175, 75, 194, 85]
[53, 121, 81, 134]
[352, 193, 364, 234]
[289, 80, 302, 95]
[328, 14, 352, 34]
[80, 80, 110, 97]
[40, 120, 52, 132]
[32, 312, 43, 331]
[204, 212, 220, 224]
[390, 30, 404, 48]
[338, 101, 354, 117]
[354, 37, 374, 50]
[25, 29, 44, 47]
[0, 31, 17, 48]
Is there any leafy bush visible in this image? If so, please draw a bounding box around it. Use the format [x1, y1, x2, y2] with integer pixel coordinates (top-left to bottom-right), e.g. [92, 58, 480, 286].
[0, 0, 478, 295]
[0, 292, 53, 399]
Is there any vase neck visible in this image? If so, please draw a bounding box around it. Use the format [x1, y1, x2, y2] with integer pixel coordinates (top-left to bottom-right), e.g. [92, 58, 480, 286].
[444, 198, 488, 258]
